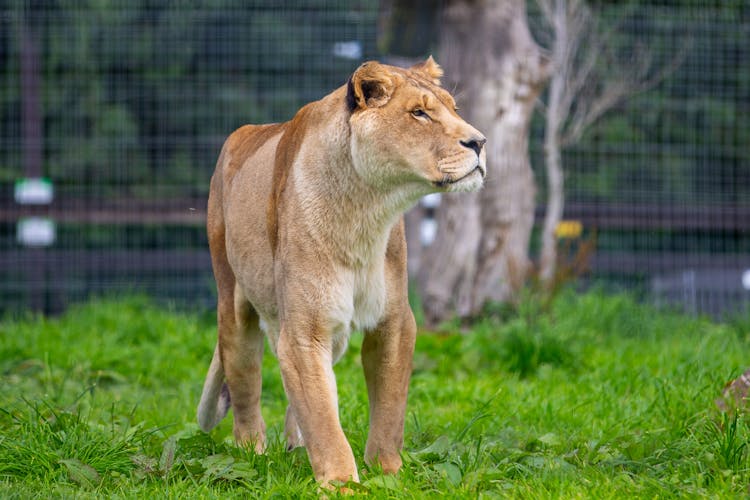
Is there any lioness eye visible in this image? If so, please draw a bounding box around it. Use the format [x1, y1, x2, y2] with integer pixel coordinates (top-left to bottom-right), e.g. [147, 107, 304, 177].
[411, 109, 428, 119]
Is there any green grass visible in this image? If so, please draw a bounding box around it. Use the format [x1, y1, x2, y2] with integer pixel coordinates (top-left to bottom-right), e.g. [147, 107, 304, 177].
[1, 291, 749, 498]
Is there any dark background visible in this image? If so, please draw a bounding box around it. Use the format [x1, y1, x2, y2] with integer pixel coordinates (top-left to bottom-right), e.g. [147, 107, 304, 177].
[1, 1, 748, 317]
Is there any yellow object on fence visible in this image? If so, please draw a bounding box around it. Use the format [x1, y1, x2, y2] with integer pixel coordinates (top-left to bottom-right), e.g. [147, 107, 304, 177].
[555, 220, 583, 239]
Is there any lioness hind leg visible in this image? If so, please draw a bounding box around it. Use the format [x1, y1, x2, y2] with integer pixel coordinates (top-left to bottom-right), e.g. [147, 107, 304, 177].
[220, 286, 266, 454]
[284, 405, 304, 450]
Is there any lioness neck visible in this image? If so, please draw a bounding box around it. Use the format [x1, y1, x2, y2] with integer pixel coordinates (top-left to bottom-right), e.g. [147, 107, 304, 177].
[288, 90, 424, 268]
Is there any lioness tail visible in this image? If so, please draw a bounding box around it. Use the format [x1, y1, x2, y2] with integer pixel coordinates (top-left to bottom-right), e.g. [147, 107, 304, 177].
[197, 345, 231, 432]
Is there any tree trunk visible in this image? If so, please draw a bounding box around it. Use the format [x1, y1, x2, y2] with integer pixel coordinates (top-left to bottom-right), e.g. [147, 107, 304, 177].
[539, 0, 567, 288]
[420, 0, 549, 325]
[540, 122, 564, 288]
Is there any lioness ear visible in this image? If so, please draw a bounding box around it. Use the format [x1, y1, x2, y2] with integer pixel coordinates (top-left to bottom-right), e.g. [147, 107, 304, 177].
[346, 61, 396, 111]
[410, 56, 443, 86]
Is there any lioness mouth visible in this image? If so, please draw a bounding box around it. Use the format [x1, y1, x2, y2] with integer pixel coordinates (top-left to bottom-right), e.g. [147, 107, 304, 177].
[434, 165, 484, 187]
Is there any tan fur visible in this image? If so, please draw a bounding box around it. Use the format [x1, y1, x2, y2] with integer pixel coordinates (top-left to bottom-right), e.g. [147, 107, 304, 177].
[197, 58, 486, 486]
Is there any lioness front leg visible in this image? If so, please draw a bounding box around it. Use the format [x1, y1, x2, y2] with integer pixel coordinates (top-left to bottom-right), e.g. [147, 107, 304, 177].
[362, 307, 416, 473]
[277, 326, 359, 484]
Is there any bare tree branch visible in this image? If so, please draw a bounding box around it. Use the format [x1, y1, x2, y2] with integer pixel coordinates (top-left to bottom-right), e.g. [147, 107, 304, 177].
[535, 0, 685, 289]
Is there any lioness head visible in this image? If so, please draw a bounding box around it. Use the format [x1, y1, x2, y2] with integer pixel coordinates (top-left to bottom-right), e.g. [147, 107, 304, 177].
[346, 57, 486, 193]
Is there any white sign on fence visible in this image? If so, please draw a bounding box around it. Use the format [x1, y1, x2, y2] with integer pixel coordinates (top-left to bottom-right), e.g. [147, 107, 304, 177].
[17, 217, 56, 247]
[15, 178, 54, 205]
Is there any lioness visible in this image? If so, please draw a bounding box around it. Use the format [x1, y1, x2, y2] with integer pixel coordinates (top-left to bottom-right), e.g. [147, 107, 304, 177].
[197, 57, 486, 485]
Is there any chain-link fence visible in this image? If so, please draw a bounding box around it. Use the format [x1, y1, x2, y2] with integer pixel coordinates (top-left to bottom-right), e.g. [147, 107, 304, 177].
[532, 2, 750, 317]
[1, 1, 748, 317]
[1, 1, 380, 313]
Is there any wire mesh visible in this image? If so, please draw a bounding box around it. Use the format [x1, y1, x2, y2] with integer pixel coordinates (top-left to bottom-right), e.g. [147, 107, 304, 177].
[0, 1, 747, 317]
[1, 1, 380, 313]
[533, 1, 750, 317]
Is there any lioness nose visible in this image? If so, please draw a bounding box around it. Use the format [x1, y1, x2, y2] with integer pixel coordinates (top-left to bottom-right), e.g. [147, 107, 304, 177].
[460, 136, 486, 156]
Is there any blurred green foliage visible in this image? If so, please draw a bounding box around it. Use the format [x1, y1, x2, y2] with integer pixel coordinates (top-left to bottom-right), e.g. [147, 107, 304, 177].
[0, 1, 379, 195]
[1, 2, 746, 203]
[530, 1, 750, 205]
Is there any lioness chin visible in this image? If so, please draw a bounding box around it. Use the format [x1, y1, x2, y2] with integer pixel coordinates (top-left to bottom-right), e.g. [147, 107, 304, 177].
[197, 57, 486, 486]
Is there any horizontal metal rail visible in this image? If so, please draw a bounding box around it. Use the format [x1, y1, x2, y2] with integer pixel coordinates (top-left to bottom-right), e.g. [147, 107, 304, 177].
[2, 199, 750, 231]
